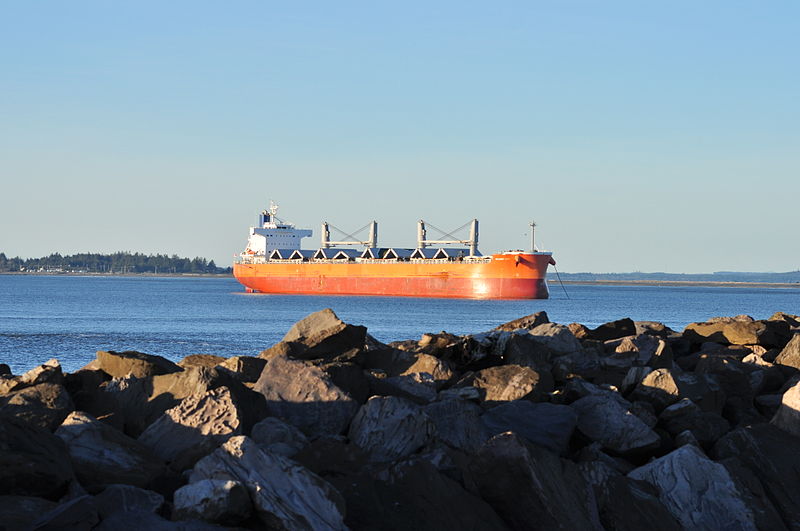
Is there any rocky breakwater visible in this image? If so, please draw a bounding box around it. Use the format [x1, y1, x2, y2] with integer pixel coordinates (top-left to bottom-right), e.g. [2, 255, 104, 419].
[2, 309, 800, 529]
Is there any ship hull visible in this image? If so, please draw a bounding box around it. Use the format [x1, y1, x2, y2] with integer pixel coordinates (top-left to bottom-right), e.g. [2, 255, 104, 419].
[233, 253, 552, 299]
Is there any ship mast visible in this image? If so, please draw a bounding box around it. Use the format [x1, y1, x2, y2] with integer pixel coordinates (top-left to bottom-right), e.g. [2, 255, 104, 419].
[530, 221, 536, 253]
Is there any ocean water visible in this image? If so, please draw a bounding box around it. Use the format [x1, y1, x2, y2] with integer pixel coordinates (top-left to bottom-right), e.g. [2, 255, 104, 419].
[0, 275, 797, 373]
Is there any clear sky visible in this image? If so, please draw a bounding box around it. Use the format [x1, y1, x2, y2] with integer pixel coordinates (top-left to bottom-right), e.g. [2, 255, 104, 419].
[1, 2, 797, 272]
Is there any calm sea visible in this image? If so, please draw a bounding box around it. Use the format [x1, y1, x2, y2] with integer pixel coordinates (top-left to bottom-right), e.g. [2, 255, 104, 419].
[0, 275, 797, 373]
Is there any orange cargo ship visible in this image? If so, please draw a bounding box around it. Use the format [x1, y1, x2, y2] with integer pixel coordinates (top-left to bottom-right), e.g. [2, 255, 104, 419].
[233, 203, 555, 300]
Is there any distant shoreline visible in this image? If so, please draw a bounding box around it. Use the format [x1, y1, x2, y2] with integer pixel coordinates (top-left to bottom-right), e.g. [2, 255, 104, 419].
[558, 279, 800, 289]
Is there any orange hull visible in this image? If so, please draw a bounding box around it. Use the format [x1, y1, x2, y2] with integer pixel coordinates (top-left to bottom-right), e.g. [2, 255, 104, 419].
[233, 253, 552, 299]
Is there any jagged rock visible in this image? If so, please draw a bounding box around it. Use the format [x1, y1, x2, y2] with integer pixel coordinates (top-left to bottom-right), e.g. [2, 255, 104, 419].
[675, 429, 701, 447]
[587, 318, 636, 341]
[0, 382, 74, 431]
[0, 495, 58, 531]
[501, 333, 554, 373]
[481, 400, 577, 455]
[629, 368, 725, 413]
[401, 353, 456, 384]
[320, 361, 371, 403]
[571, 393, 660, 455]
[620, 366, 653, 394]
[770, 379, 800, 438]
[756, 394, 782, 418]
[568, 322, 591, 339]
[551, 349, 601, 381]
[63, 368, 111, 416]
[349, 396, 435, 462]
[634, 321, 673, 338]
[189, 435, 347, 530]
[528, 323, 583, 354]
[281, 308, 367, 359]
[216, 355, 266, 383]
[138, 386, 244, 471]
[770, 312, 800, 328]
[658, 399, 730, 446]
[494, 311, 549, 332]
[456, 364, 553, 406]
[553, 378, 626, 406]
[629, 400, 658, 428]
[259, 340, 306, 360]
[173, 479, 252, 524]
[376, 372, 438, 403]
[253, 354, 358, 437]
[250, 416, 309, 457]
[606, 334, 663, 368]
[775, 333, 800, 370]
[713, 423, 800, 528]
[438, 385, 482, 402]
[331, 459, 509, 531]
[0, 358, 64, 395]
[178, 354, 226, 370]
[32, 494, 99, 531]
[0, 364, 10, 376]
[94, 484, 164, 519]
[0, 416, 75, 500]
[595, 476, 682, 531]
[628, 444, 758, 530]
[469, 432, 601, 530]
[425, 398, 487, 453]
[293, 437, 368, 478]
[56, 411, 165, 492]
[95, 350, 182, 379]
[684, 319, 791, 348]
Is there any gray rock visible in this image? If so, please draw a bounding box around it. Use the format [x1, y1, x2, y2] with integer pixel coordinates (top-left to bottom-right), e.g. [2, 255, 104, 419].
[712, 423, 800, 528]
[331, 459, 510, 531]
[0, 415, 75, 500]
[32, 494, 99, 531]
[137, 386, 243, 471]
[456, 364, 553, 406]
[630, 368, 725, 413]
[378, 372, 438, 403]
[281, 308, 367, 359]
[401, 354, 456, 385]
[0, 358, 64, 395]
[0, 382, 74, 431]
[571, 394, 660, 455]
[493, 311, 549, 332]
[528, 323, 583, 354]
[587, 318, 636, 341]
[95, 350, 181, 379]
[253, 354, 358, 437]
[94, 484, 164, 519]
[348, 396, 435, 462]
[481, 401, 577, 455]
[0, 495, 58, 531]
[771, 379, 800, 437]
[172, 479, 252, 524]
[775, 333, 800, 369]
[56, 411, 165, 492]
[468, 432, 601, 530]
[659, 399, 730, 446]
[190, 435, 347, 530]
[595, 476, 682, 531]
[425, 398, 487, 453]
[250, 416, 309, 457]
[501, 333, 554, 373]
[628, 444, 757, 530]
[216, 356, 266, 383]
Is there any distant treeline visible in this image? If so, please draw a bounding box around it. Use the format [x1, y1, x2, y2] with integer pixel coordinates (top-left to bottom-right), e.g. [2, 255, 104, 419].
[0, 252, 232, 275]
[559, 271, 800, 284]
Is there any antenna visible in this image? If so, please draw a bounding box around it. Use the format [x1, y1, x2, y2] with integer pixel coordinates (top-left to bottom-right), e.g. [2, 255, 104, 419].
[530, 221, 536, 253]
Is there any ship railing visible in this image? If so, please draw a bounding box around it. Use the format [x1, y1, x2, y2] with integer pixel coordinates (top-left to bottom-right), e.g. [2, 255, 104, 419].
[238, 255, 493, 265]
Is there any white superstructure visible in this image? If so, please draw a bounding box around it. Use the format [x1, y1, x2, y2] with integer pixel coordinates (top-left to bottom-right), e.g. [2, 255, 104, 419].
[243, 202, 312, 256]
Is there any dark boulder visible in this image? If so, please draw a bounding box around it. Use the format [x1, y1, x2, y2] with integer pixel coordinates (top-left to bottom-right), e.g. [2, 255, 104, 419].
[587, 318, 636, 342]
[493, 311, 549, 332]
[456, 364, 553, 407]
[253, 354, 358, 437]
[348, 396, 435, 462]
[0, 417, 75, 500]
[0, 382, 74, 431]
[468, 432, 601, 530]
[481, 400, 577, 455]
[95, 350, 182, 379]
[684, 319, 792, 348]
[56, 411, 165, 492]
[280, 308, 367, 360]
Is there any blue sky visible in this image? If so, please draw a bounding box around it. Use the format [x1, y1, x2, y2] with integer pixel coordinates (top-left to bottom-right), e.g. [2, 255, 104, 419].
[1, 2, 797, 272]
